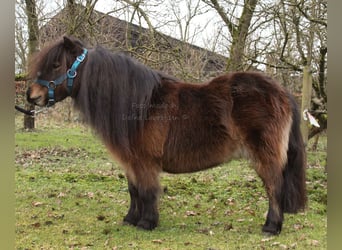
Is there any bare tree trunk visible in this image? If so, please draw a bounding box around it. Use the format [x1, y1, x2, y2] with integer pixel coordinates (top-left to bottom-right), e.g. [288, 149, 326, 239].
[204, 0, 258, 71]
[300, 66, 312, 146]
[309, 46, 327, 139]
[227, 0, 258, 71]
[24, 0, 39, 130]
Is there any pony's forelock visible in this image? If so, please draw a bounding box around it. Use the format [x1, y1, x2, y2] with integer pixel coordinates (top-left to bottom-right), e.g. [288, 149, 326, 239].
[28, 37, 85, 81]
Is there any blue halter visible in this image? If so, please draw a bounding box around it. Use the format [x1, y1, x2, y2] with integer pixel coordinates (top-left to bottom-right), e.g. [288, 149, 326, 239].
[35, 48, 88, 107]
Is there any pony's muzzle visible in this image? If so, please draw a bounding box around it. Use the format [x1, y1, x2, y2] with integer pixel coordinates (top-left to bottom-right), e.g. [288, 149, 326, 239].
[26, 85, 46, 106]
[26, 87, 36, 104]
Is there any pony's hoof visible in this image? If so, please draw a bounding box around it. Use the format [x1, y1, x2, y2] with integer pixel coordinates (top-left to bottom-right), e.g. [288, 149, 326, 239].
[262, 223, 281, 235]
[123, 215, 139, 226]
[137, 219, 158, 230]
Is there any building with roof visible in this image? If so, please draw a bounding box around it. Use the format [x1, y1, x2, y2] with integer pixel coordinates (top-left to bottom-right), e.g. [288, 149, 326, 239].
[39, 4, 227, 81]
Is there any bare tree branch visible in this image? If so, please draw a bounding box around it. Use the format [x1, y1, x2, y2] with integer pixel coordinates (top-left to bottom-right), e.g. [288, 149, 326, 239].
[248, 56, 303, 72]
[121, 0, 155, 36]
[294, 0, 327, 27]
[202, 0, 237, 36]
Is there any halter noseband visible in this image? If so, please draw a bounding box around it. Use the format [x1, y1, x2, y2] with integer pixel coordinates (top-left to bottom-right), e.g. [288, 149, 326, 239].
[35, 48, 88, 107]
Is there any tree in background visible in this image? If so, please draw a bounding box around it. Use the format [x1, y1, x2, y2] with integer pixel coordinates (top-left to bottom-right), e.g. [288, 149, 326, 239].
[261, 0, 327, 140]
[202, 0, 258, 71]
[23, 0, 39, 129]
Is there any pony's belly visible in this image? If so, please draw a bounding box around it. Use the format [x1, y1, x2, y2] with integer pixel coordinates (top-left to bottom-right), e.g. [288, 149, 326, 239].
[160, 136, 241, 174]
[162, 162, 222, 174]
[161, 153, 229, 174]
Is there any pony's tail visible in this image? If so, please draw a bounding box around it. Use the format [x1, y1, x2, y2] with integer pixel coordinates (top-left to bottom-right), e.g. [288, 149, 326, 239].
[282, 95, 307, 213]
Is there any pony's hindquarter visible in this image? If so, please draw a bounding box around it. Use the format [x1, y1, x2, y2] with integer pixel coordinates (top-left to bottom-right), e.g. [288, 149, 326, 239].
[228, 72, 307, 234]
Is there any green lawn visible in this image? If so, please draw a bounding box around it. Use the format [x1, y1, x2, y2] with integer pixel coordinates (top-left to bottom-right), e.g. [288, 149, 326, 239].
[15, 120, 327, 249]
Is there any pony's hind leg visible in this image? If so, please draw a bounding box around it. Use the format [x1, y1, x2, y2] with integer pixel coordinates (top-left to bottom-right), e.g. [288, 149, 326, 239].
[262, 181, 284, 235]
[258, 167, 284, 235]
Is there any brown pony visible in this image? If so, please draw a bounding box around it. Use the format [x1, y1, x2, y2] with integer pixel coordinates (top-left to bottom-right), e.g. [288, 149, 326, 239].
[27, 36, 306, 235]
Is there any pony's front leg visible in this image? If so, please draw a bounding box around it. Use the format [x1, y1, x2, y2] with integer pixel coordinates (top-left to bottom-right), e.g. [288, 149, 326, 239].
[123, 168, 160, 230]
[136, 186, 160, 230]
[123, 180, 142, 226]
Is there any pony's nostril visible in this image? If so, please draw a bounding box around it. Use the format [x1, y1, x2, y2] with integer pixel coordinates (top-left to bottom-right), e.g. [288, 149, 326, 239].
[26, 87, 41, 104]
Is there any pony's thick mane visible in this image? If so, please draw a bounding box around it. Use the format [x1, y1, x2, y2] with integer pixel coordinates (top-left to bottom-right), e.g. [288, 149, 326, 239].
[74, 46, 176, 154]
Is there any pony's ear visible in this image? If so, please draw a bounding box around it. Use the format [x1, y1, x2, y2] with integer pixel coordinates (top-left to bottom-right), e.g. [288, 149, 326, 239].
[63, 36, 77, 51]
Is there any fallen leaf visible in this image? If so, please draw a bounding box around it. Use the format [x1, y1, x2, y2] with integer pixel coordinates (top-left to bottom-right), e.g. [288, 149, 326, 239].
[57, 192, 66, 198]
[293, 223, 303, 230]
[44, 221, 53, 226]
[32, 222, 41, 228]
[290, 243, 297, 248]
[32, 201, 43, 207]
[311, 240, 319, 246]
[261, 238, 271, 242]
[97, 215, 106, 221]
[226, 198, 235, 206]
[167, 196, 176, 200]
[194, 203, 201, 208]
[185, 210, 197, 216]
[197, 228, 210, 234]
[87, 192, 94, 199]
[224, 223, 233, 231]
[152, 239, 163, 244]
[299, 234, 306, 241]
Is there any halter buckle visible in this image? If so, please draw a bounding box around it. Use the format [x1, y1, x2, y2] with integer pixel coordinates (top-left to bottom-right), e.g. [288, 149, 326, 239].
[77, 54, 86, 62]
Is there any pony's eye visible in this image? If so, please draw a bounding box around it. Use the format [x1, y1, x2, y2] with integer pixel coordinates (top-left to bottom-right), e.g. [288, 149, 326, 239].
[53, 62, 61, 69]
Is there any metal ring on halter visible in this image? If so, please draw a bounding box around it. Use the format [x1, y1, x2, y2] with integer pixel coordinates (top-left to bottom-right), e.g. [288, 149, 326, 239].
[67, 69, 77, 78]
[49, 81, 56, 89]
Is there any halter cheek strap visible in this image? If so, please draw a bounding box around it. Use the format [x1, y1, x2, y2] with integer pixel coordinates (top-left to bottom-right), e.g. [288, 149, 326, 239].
[35, 48, 88, 107]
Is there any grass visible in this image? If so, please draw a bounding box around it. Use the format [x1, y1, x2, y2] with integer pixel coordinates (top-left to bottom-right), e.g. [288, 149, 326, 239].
[15, 116, 327, 249]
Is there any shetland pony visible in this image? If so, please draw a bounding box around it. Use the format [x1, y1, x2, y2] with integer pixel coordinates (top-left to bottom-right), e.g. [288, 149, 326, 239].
[27, 36, 306, 235]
